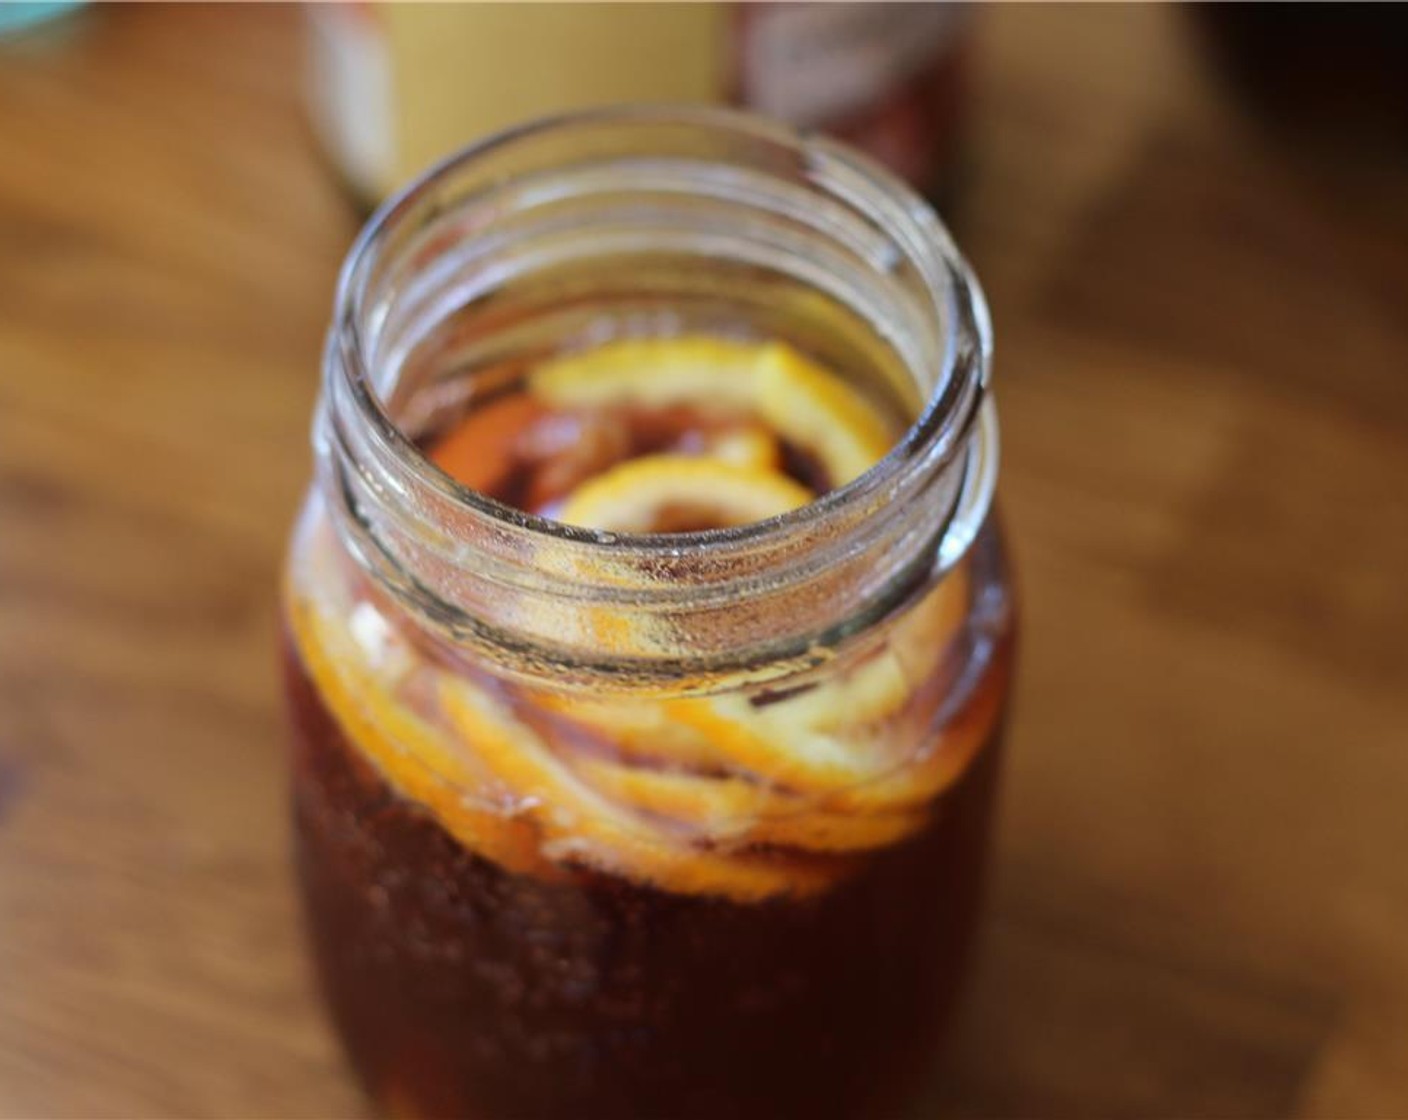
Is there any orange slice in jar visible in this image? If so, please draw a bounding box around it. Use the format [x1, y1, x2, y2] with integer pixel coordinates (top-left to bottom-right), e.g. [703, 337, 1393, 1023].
[436, 674, 841, 900]
[528, 336, 763, 414]
[528, 336, 899, 489]
[556, 454, 813, 533]
[752, 342, 896, 485]
[699, 423, 782, 472]
[287, 594, 559, 879]
[834, 644, 1011, 814]
[664, 694, 902, 794]
[568, 755, 782, 832]
[746, 806, 931, 853]
[530, 692, 726, 771]
[570, 755, 930, 853]
[659, 586, 979, 800]
[428, 393, 547, 493]
[891, 565, 972, 679]
[770, 564, 972, 733]
[766, 650, 913, 735]
[639, 567, 971, 803]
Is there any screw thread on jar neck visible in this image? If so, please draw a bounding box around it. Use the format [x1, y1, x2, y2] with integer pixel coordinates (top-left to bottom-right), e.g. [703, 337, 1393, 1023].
[316, 106, 994, 693]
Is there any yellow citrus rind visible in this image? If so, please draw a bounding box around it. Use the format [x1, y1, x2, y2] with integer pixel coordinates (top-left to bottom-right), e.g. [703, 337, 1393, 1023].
[556, 453, 813, 533]
[834, 650, 1009, 814]
[771, 567, 972, 732]
[528, 337, 762, 413]
[664, 694, 900, 793]
[701, 423, 782, 472]
[753, 342, 896, 485]
[531, 692, 726, 770]
[530, 335, 898, 489]
[436, 675, 840, 900]
[288, 596, 559, 879]
[570, 755, 930, 853]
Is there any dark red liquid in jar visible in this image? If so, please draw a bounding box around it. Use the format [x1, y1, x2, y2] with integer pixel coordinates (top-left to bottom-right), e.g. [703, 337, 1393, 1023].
[285, 344, 1014, 1118]
[287, 637, 1009, 1120]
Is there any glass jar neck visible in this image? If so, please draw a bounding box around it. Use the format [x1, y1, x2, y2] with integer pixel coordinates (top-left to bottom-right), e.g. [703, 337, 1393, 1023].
[315, 107, 994, 693]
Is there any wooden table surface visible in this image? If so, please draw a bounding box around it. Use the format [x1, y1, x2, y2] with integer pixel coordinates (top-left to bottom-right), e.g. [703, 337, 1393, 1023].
[2, 6, 1406, 1118]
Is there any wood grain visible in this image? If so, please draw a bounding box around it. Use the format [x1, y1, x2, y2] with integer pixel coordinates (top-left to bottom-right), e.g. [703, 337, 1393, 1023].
[1, 5, 1405, 1117]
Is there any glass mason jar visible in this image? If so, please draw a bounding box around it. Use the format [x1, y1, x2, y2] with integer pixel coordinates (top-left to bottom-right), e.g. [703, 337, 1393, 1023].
[282, 107, 1013, 1120]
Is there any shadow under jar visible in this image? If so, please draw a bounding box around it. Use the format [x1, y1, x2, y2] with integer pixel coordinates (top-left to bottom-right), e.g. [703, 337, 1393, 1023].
[282, 107, 1013, 1120]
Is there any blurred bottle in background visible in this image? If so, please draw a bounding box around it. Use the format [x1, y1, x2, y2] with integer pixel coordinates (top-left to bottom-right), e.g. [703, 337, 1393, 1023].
[1191, 5, 1408, 143]
[306, 2, 971, 207]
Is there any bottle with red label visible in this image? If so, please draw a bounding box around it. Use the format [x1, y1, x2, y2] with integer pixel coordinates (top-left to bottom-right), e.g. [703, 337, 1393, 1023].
[734, 3, 970, 199]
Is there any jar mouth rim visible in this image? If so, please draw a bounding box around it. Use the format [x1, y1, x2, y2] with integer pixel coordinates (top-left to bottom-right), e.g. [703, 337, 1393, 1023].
[331, 104, 992, 562]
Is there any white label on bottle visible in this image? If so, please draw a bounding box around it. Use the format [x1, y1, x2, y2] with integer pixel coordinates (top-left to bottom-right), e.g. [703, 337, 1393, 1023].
[741, 2, 964, 128]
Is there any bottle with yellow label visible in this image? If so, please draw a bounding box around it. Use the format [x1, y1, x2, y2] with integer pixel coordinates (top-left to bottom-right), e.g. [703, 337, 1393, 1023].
[305, 3, 971, 205]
